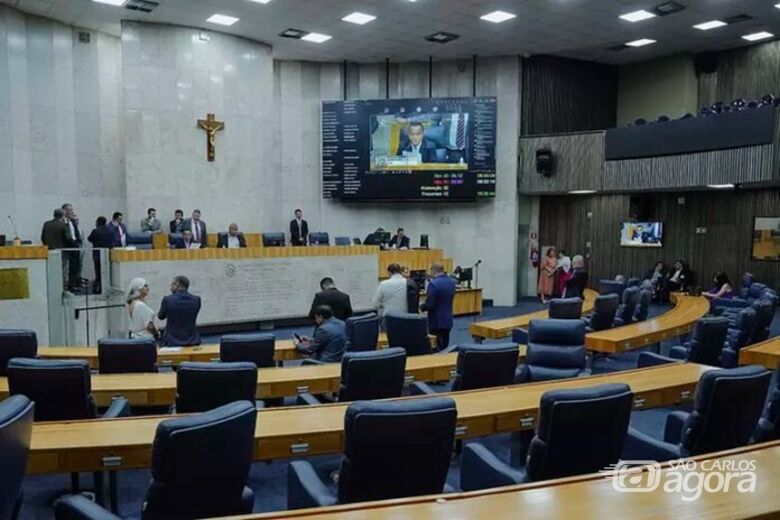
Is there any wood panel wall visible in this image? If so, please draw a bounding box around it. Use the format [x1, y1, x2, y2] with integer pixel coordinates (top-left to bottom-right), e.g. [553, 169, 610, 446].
[539, 190, 780, 290]
[698, 41, 780, 107]
[518, 132, 604, 193]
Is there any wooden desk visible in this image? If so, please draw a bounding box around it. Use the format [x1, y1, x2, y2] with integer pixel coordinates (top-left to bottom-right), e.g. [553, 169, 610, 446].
[739, 337, 780, 370]
[469, 289, 598, 341]
[421, 288, 482, 316]
[585, 293, 710, 354]
[378, 249, 453, 278]
[26, 363, 711, 475]
[238, 441, 780, 520]
[0, 245, 48, 260]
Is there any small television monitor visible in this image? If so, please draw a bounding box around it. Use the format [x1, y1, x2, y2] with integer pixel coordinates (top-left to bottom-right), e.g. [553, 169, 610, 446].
[751, 217, 780, 261]
[410, 269, 427, 289]
[620, 222, 663, 248]
[262, 232, 286, 247]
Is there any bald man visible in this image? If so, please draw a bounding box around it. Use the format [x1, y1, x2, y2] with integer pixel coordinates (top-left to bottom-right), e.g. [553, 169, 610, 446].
[217, 223, 246, 248]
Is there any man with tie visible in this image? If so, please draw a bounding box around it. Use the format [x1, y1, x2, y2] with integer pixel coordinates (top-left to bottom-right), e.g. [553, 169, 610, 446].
[158, 275, 201, 346]
[62, 203, 83, 292]
[41, 208, 68, 250]
[179, 209, 208, 248]
[172, 229, 197, 249]
[290, 208, 308, 246]
[106, 212, 128, 248]
[389, 228, 410, 250]
[396, 122, 437, 163]
[217, 223, 247, 248]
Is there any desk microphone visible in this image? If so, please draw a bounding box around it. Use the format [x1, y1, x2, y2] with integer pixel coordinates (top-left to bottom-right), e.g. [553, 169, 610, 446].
[474, 259, 482, 266]
[7, 215, 20, 245]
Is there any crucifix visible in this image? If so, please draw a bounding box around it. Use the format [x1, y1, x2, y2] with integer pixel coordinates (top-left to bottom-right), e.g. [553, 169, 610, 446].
[197, 113, 225, 162]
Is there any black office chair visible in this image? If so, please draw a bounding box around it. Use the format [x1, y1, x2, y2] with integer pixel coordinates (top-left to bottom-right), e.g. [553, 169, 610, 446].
[669, 317, 728, 366]
[345, 314, 379, 352]
[308, 232, 330, 246]
[175, 362, 260, 413]
[582, 293, 620, 332]
[55, 401, 257, 520]
[98, 338, 158, 374]
[0, 395, 35, 520]
[385, 312, 431, 356]
[548, 297, 583, 319]
[287, 397, 457, 509]
[220, 333, 276, 368]
[0, 330, 37, 376]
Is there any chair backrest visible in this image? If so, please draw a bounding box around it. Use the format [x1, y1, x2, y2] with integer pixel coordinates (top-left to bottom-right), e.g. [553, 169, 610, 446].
[524, 319, 587, 380]
[337, 397, 456, 504]
[755, 373, 780, 442]
[752, 299, 776, 343]
[728, 307, 758, 351]
[739, 273, 754, 299]
[98, 338, 158, 374]
[143, 401, 257, 519]
[633, 289, 652, 322]
[0, 395, 34, 520]
[345, 314, 379, 353]
[334, 236, 351, 246]
[220, 333, 275, 368]
[548, 298, 583, 320]
[616, 286, 640, 324]
[262, 232, 285, 247]
[175, 362, 257, 413]
[308, 232, 329, 246]
[626, 277, 640, 288]
[748, 282, 767, 301]
[0, 330, 37, 377]
[527, 383, 633, 481]
[598, 279, 625, 297]
[338, 348, 406, 402]
[681, 365, 771, 456]
[7, 359, 96, 421]
[352, 238, 361, 245]
[685, 317, 728, 365]
[452, 344, 519, 392]
[588, 294, 620, 331]
[385, 313, 431, 356]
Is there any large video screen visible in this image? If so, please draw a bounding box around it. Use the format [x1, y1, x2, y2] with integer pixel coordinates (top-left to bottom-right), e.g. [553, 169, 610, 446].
[322, 97, 497, 200]
[752, 217, 780, 261]
[620, 222, 663, 248]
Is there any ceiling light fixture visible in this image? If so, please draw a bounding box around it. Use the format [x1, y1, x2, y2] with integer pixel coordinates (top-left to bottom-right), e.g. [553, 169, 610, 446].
[619, 10, 656, 22]
[480, 10, 516, 23]
[247, 0, 272, 3]
[569, 190, 597, 195]
[706, 184, 735, 189]
[693, 20, 727, 31]
[742, 31, 774, 42]
[625, 38, 656, 47]
[342, 12, 377, 25]
[301, 32, 332, 43]
[92, 0, 127, 5]
[206, 14, 240, 26]
[424, 31, 460, 44]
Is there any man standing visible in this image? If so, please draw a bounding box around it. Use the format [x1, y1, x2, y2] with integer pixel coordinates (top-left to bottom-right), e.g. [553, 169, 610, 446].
[169, 209, 184, 234]
[62, 203, 83, 292]
[217, 223, 246, 248]
[141, 208, 162, 233]
[180, 209, 207, 248]
[106, 212, 127, 248]
[41, 208, 68, 250]
[389, 228, 410, 250]
[420, 263, 456, 351]
[295, 305, 346, 363]
[372, 263, 408, 323]
[564, 255, 589, 299]
[158, 275, 201, 346]
[290, 209, 308, 246]
[309, 277, 352, 322]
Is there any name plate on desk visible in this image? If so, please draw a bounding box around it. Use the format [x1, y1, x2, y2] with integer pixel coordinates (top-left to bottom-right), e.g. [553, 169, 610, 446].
[0, 268, 30, 300]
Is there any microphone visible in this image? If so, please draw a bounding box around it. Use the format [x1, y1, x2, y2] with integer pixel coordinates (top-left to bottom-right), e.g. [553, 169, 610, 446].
[474, 259, 482, 266]
[7, 215, 20, 244]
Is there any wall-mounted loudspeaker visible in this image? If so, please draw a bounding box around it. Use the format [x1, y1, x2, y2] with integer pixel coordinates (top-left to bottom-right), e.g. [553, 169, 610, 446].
[629, 195, 655, 220]
[694, 52, 718, 76]
[536, 148, 553, 177]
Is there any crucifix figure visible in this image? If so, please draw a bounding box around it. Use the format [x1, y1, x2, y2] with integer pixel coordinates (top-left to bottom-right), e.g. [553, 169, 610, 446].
[197, 113, 225, 162]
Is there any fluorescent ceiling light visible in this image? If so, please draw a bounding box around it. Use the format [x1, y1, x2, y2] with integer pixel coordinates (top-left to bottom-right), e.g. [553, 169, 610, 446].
[342, 12, 376, 25]
[742, 31, 773, 42]
[619, 10, 656, 22]
[206, 14, 240, 26]
[706, 184, 735, 189]
[480, 10, 516, 23]
[693, 20, 726, 31]
[301, 32, 332, 43]
[92, 0, 127, 5]
[569, 190, 597, 195]
[626, 38, 656, 47]
[775, 3, 780, 8]
[247, 0, 272, 3]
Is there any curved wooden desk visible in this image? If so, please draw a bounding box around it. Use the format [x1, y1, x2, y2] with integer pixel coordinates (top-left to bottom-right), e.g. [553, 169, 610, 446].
[469, 289, 598, 341]
[739, 337, 780, 370]
[26, 362, 711, 475]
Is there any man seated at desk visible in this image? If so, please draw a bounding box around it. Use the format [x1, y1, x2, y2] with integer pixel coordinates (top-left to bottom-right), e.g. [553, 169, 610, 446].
[397, 121, 437, 163]
[172, 229, 199, 249]
[179, 209, 207, 248]
[364, 227, 388, 247]
[217, 223, 246, 248]
[158, 275, 201, 346]
[389, 227, 410, 250]
[294, 305, 346, 363]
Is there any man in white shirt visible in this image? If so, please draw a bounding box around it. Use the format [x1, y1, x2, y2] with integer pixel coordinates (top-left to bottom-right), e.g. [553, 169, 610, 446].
[218, 223, 247, 248]
[372, 263, 409, 325]
[289, 209, 308, 246]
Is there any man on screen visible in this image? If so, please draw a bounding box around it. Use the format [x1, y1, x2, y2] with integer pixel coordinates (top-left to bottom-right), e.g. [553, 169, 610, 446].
[397, 122, 437, 163]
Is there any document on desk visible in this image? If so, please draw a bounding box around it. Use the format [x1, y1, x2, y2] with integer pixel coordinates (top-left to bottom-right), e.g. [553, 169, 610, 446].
[159, 347, 183, 352]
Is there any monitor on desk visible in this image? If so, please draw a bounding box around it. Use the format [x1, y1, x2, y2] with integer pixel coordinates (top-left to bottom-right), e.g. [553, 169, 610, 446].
[410, 269, 427, 289]
[262, 232, 286, 247]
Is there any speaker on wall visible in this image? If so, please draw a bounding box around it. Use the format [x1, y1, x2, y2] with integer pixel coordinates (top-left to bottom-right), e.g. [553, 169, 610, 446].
[694, 52, 718, 76]
[536, 148, 554, 177]
[629, 195, 655, 220]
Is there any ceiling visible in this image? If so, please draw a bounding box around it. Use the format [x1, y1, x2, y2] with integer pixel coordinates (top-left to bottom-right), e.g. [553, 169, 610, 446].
[2, 0, 779, 64]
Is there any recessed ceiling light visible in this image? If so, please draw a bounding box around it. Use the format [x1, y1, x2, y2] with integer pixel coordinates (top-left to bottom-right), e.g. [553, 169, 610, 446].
[424, 31, 460, 44]
[569, 190, 597, 195]
[742, 31, 774, 42]
[279, 28, 307, 39]
[247, 0, 271, 3]
[619, 10, 656, 22]
[693, 20, 727, 31]
[301, 32, 332, 43]
[775, 3, 780, 8]
[706, 184, 735, 189]
[480, 10, 516, 23]
[92, 0, 127, 5]
[206, 14, 239, 26]
[626, 38, 656, 47]
[342, 12, 376, 25]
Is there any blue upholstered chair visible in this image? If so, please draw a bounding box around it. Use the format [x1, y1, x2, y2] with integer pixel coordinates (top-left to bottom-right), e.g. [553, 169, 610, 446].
[548, 297, 583, 319]
[0, 330, 37, 376]
[751, 298, 777, 344]
[633, 289, 652, 322]
[515, 319, 587, 383]
[668, 317, 728, 366]
[582, 293, 620, 332]
[308, 232, 329, 246]
[125, 232, 152, 250]
[721, 308, 758, 368]
[345, 314, 379, 352]
[220, 333, 276, 368]
[0, 396, 34, 520]
[714, 283, 771, 312]
[598, 279, 625, 298]
[334, 236, 351, 246]
[261, 232, 285, 247]
[55, 401, 257, 520]
[175, 362, 259, 413]
[385, 312, 431, 356]
[626, 277, 641, 288]
[613, 286, 640, 326]
[98, 338, 157, 374]
[460, 383, 633, 491]
[753, 373, 780, 443]
[622, 366, 771, 462]
[167, 232, 182, 248]
[287, 397, 457, 509]
[297, 348, 407, 405]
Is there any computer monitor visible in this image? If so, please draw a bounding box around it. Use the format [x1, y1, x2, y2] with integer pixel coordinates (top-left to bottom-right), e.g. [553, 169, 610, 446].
[410, 269, 427, 289]
[419, 234, 429, 249]
[262, 232, 286, 247]
[0, 235, 6, 246]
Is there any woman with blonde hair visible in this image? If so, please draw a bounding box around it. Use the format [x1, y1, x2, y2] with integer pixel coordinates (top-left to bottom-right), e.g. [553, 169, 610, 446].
[127, 277, 159, 340]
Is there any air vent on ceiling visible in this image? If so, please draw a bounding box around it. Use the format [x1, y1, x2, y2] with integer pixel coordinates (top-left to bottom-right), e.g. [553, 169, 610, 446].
[607, 44, 628, 51]
[279, 28, 308, 39]
[125, 0, 159, 13]
[723, 14, 752, 25]
[425, 31, 460, 44]
[653, 1, 685, 16]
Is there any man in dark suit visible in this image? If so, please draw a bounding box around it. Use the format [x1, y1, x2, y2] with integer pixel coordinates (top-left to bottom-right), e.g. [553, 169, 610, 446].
[295, 305, 346, 363]
[290, 208, 308, 246]
[87, 216, 114, 293]
[179, 209, 208, 248]
[172, 229, 195, 249]
[169, 209, 184, 234]
[420, 263, 456, 350]
[158, 275, 201, 346]
[396, 122, 437, 163]
[41, 208, 68, 250]
[217, 223, 247, 248]
[308, 277, 352, 322]
[106, 212, 128, 248]
[389, 228, 410, 250]
[564, 255, 588, 299]
[61, 203, 83, 292]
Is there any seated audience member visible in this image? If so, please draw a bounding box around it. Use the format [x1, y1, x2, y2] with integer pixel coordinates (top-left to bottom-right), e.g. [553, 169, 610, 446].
[172, 229, 197, 249]
[563, 255, 588, 298]
[403, 266, 420, 314]
[704, 272, 736, 300]
[127, 277, 160, 340]
[364, 227, 388, 246]
[389, 228, 410, 250]
[141, 208, 162, 233]
[179, 209, 207, 248]
[87, 216, 114, 293]
[373, 263, 408, 322]
[309, 277, 353, 322]
[169, 209, 184, 233]
[295, 305, 346, 363]
[158, 275, 201, 346]
[217, 223, 247, 248]
[420, 263, 456, 350]
[106, 211, 128, 248]
[661, 260, 692, 302]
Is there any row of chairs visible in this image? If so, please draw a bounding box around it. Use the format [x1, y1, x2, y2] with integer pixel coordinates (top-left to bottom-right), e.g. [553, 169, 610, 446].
[629, 93, 780, 126]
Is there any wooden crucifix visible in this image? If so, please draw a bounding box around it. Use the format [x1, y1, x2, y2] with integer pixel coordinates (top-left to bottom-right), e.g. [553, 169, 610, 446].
[197, 113, 225, 162]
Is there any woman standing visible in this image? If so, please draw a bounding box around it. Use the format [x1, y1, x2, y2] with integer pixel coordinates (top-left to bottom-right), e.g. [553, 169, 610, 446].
[538, 247, 558, 304]
[556, 249, 572, 297]
[127, 277, 160, 340]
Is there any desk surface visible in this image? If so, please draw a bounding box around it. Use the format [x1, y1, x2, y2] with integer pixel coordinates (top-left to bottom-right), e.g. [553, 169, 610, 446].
[0, 245, 48, 260]
[739, 337, 780, 370]
[27, 362, 711, 475]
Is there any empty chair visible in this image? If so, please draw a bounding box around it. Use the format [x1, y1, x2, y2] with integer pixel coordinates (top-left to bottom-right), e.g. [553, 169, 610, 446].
[98, 338, 157, 374]
[385, 312, 431, 356]
[460, 383, 633, 491]
[0, 330, 37, 376]
[308, 232, 329, 246]
[680, 112, 694, 119]
[613, 286, 640, 326]
[752, 298, 777, 344]
[633, 289, 652, 322]
[754, 374, 780, 443]
[633, 118, 647, 126]
[175, 362, 258, 413]
[0, 396, 35, 520]
[668, 317, 728, 366]
[739, 273, 755, 299]
[287, 397, 456, 509]
[548, 297, 583, 319]
[623, 365, 771, 461]
[598, 279, 625, 298]
[220, 333, 275, 368]
[344, 314, 379, 352]
[582, 293, 620, 332]
[515, 319, 587, 383]
[334, 236, 351, 246]
[721, 308, 758, 368]
[261, 232, 285, 247]
[55, 401, 257, 520]
[656, 115, 670, 123]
